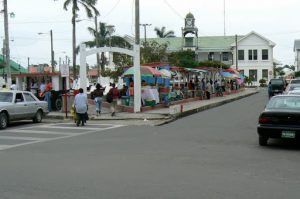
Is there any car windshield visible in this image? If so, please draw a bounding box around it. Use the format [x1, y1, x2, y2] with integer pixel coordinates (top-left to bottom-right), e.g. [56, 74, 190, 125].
[288, 85, 300, 91]
[290, 79, 300, 84]
[0, 93, 13, 103]
[267, 96, 300, 109]
[270, 79, 283, 84]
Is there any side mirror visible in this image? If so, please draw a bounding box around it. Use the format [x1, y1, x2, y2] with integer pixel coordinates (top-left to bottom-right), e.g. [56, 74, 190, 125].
[15, 99, 22, 103]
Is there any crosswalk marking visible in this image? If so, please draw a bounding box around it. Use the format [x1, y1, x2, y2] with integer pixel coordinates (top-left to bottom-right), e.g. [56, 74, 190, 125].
[5, 129, 75, 136]
[0, 122, 124, 151]
[0, 145, 12, 150]
[0, 136, 47, 141]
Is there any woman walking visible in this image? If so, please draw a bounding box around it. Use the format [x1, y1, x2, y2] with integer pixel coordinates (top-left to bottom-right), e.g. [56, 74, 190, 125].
[108, 83, 120, 117]
[93, 83, 105, 116]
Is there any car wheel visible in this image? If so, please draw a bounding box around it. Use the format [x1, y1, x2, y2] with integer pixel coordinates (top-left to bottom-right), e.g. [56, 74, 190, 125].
[0, 112, 8, 129]
[259, 136, 268, 146]
[33, 110, 43, 123]
[55, 98, 62, 111]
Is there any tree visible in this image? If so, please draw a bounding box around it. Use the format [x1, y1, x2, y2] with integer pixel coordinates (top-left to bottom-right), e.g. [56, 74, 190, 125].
[168, 50, 197, 68]
[63, 0, 99, 79]
[295, 71, 300, 77]
[83, 23, 132, 74]
[85, 22, 109, 75]
[140, 41, 168, 64]
[154, 26, 175, 38]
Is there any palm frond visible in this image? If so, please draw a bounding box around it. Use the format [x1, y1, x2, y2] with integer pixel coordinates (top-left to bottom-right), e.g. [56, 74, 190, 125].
[63, 0, 72, 10]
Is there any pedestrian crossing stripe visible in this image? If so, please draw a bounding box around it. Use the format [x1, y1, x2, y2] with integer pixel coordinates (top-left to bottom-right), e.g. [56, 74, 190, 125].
[0, 123, 124, 151]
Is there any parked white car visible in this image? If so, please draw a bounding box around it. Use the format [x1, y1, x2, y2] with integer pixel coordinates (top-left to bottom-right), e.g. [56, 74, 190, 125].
[0, 91, 49, 129]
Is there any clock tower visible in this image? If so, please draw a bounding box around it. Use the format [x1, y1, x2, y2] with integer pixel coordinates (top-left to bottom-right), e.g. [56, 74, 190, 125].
[182, 12, 198, 50]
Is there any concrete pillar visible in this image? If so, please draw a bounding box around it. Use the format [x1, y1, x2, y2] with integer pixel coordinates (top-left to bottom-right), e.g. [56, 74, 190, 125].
[80, 44, 87, 93]
[133, 44, 141, 113]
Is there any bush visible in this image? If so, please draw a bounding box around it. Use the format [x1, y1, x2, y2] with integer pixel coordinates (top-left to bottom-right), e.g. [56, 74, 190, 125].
[259, 79, 267, 87]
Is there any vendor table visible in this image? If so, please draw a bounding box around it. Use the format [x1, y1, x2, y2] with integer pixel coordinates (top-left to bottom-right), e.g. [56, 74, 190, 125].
[141, 88, 160, 105]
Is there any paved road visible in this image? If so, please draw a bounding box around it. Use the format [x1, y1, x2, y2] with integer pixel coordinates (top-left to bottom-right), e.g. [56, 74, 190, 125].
[1, 90, 300, 199]
[0, 122, 123, 151]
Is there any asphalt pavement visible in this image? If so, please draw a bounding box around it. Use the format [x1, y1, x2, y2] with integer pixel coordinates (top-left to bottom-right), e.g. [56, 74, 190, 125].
[1, 90, 300, 198]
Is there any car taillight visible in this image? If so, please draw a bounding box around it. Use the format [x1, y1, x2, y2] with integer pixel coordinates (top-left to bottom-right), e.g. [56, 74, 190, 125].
[259, 117, 272, 124]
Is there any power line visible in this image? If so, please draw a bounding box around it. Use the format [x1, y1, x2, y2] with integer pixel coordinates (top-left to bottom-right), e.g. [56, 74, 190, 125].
[0, 20, 69, 25]
[102, 0, 121, 18]
[163, 0, 183, 20]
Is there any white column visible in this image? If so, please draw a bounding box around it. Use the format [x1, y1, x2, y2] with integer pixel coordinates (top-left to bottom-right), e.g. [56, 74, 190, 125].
[133, 44, 141, 113]
[80, 44, 87, 93]
[109, 51, 114, 70]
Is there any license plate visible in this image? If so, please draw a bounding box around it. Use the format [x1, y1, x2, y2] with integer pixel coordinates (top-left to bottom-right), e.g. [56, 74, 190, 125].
[275, 89, 279, 92]
[281, 131, 296, 138]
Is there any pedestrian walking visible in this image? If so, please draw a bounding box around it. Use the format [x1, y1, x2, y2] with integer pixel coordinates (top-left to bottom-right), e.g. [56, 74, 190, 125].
[44, 80, 52, 112]
[93, 83, 105, 116]
[74, 88, 88, 126]
[108, 83, 120, 117]
[206, 81, 212, 99]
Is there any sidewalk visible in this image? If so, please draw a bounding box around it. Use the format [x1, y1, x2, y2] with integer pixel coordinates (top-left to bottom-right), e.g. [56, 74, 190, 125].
[46, 88, 259, 123]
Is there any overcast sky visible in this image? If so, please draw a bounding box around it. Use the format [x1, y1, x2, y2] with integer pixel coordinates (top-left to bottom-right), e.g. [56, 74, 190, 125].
[2, 0, 300, 67]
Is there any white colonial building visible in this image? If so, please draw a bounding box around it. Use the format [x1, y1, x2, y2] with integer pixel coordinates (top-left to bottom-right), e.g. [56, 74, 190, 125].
[294, 40, 300, 71]
[232, 31, 276, 84]
[149, 12, 276, 85]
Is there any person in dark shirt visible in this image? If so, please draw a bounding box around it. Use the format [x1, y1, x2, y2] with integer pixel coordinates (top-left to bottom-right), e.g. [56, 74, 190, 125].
[93, 83, 105, 116]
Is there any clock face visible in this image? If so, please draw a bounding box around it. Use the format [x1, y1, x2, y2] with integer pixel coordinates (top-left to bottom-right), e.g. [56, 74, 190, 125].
[186, 19, 193, 26]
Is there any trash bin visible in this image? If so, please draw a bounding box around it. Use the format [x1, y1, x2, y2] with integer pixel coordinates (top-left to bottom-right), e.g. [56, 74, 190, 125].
[129, 96, 134, 106]
[121, 96, 130, 106]
[62, 93, 75, 113]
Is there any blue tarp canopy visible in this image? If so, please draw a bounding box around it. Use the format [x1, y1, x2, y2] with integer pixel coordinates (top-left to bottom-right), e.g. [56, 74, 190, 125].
[222, 72, 233, 77]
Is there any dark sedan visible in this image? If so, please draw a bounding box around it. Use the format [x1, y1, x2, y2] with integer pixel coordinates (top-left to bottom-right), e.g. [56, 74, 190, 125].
[257, 95, 300, 146]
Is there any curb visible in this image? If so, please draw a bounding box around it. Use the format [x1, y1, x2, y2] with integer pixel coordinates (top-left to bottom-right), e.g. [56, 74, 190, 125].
[45, 113, 171, 121]
[156, 91, 259, 126]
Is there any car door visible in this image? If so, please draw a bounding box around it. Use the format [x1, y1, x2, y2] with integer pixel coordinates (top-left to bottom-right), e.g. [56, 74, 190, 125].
[23, 92, 38, 118]
[14, 92, 28, 119]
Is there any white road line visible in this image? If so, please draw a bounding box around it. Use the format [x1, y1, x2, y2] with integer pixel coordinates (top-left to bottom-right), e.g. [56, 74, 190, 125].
[4, 129, 76, 136]
[0, 145, 11, 150]
[0, 136, 47, 141]
[36, 126, 109, 131]
[0, 123, 124, 151]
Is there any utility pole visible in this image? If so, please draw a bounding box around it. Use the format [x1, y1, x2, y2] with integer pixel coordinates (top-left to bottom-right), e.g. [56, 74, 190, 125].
[3, 0, 11, 86]
[95, 16, 100, 78]
[235, 34, 238, 69]
[223, 0, 226, 36]
[27, 57, 30, 72]
[133, 0, 141, 112]
[140, 23, 151, 43]
[50, 30, 54, 71]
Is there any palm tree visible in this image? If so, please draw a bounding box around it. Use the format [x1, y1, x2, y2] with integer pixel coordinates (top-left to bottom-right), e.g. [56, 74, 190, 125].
[83, 22, 131, 73]
[86, 22, 109, 76]
[154, 26, 175, 38]
[63, 0, 99, 79]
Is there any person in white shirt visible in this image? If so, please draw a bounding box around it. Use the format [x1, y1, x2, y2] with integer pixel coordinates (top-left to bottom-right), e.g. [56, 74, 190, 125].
[39, 80, 46, 93]
[30, 79, 38, 96]
[74, 88, 88, 126]
[10, 80, 17, 90]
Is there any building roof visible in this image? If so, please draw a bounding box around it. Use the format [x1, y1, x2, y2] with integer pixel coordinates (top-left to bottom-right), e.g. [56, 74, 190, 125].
[232, 31, 276, 47]
[0, 54, 28, 74]
[186, 12, 195, 19]
[147, 35, 244, 52]
[294, 40, 300, 51]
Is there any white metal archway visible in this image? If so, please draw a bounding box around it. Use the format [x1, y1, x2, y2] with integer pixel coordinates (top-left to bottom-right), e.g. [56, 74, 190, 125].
[79, 44, 141, 112]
